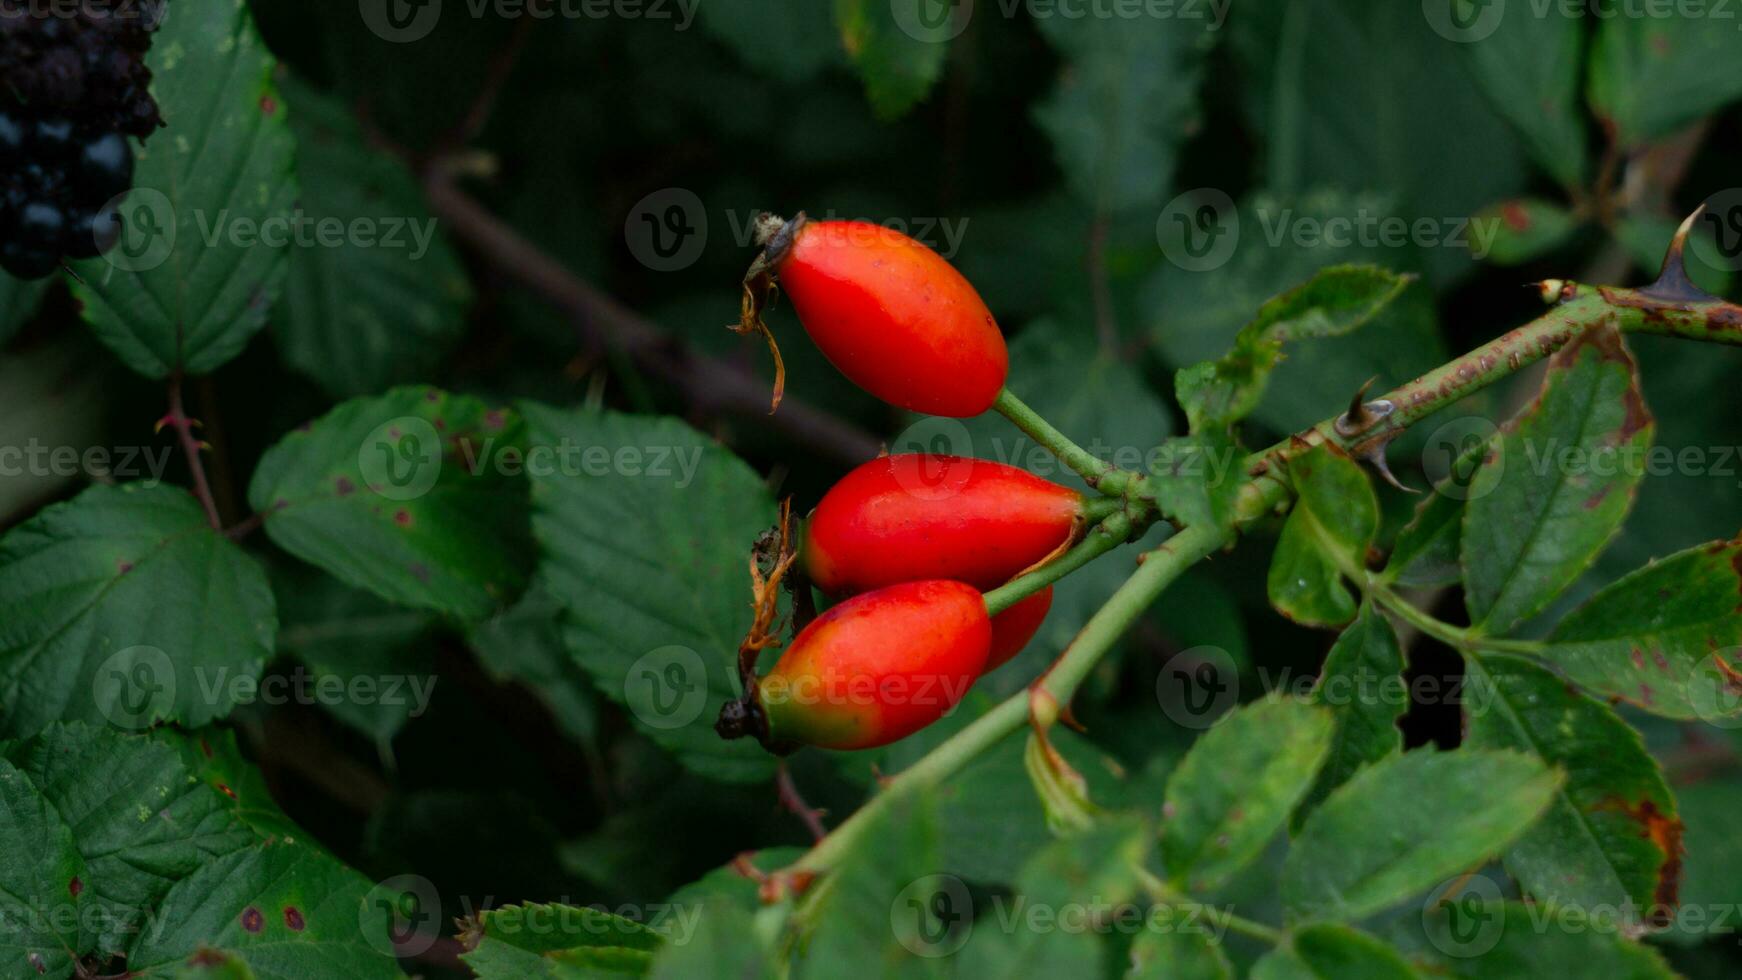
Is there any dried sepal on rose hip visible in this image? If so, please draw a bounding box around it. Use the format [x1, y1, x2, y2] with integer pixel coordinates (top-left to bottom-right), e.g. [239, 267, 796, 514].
[716, 579, 992, 752]
[734, 212, 1009, 417]
[801, 453, 1085, 668]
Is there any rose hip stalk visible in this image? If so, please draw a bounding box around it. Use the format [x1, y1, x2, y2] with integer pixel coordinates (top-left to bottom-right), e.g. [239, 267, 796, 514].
[802, 453, 1085, 668]
[736, 213, 1009, 417]
[716, 580, 991, 752]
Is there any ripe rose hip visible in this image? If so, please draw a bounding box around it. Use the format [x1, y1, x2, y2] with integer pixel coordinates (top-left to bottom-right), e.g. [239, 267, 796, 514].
[748, 214, 1009, 417]
[716, 580, 990, 751]
[802, 454, 1080, 665]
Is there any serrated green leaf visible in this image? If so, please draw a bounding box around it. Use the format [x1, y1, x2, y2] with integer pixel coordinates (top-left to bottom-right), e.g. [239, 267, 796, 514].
[461, 902, 663, 979]
[273, 75, 471, 397]
[1410, 900, 1677, 978]
[1251, 924, 1420, 980]
[124, 840, 402, 979]
[1461, 654, 1678, 923]
[1161, 696, 1333, 893]
[1267, 443, 1378, 629]
[522, 404, 776, 783]
[1446, 3, 1587, 187]
[69, 0, 297, 378]
[158, 728, 302, 842]
[272, 565, 437, 743]
[0, 273, 47, 348]
[1295, 604, 1404, 828]
[1282, 749, 1560, 922]
[1463, 324, 1653, 635]
[0, 483, 276, 738]
[834, 0, 950, 120]
[1033, 13, 1208, 213]
[1473, 199, 1581, 266]
[1176, 264, 1412, 434]
[1589, 15, 1742, 146]
[0, 756, 85, 978]
[249, 387, 532, 621]
[1147, 432, 1244, 535]
[5, 724, 255, 957]
[1542, 538, 1742, 720]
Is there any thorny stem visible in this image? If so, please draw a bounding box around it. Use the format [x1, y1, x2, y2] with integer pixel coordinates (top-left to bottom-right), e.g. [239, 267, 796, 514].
[781, 217, 1742, 890]
[164, 372, 220, 530]
[993, 387, 1124, 492]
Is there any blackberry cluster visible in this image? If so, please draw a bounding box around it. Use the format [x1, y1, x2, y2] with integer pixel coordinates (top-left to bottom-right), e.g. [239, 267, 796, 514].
[0, 1, 164, 279]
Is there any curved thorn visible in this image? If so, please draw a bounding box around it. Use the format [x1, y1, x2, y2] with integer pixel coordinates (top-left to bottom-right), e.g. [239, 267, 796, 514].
[1641, 204, 1718, 304]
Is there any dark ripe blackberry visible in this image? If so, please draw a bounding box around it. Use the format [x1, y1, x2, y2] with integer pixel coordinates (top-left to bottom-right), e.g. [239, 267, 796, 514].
[0, 2, 162, 278]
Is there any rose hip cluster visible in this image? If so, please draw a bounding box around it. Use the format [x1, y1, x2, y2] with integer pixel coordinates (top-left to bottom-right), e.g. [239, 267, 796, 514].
[0, 2, 163, 278]
[718, 216, 1085, 752]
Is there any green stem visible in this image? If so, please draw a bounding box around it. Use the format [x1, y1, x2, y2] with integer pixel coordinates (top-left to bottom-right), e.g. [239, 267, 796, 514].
[791, 524, 1226, 877]
[994, 387, 1124, 492]
[1366, 581, 1541, 655]
[1134, 867, 1284, 946]
[983, 513, 1131, 616]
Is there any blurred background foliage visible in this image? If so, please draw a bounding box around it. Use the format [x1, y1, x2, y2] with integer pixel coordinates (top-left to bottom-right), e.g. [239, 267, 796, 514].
[4, 0, 1742, 974]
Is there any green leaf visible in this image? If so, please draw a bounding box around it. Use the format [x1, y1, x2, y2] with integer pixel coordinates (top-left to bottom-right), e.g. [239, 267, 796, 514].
[4, 724, 255, 957]
[0, 756, 85, 978]
[1461, 654, 1679, 923]
[272, 565, 438, 743]
[1542, 538, 1742, 720]
[460, 902, 664, 979]
[0, 273, 47, 348]
[957, 820, 1148, 978]
[1446, 3, 1588, 187]
[1411, 901, 1677, 978]
[1282, 749, 1560, 922]
[1268, 443, 1378, 629]
[1473, 200, 1581, 266]
[522, 405, 777, 783]
[646, 898, 775, 980]
[1147, 432, 1245, 535]
[1161, 696, 1334, 893]
[159, 728, 302, 841]
[273, 75, 471, 397]
[1589, 15, 1742, 146]
[69, 0, 297, 378]
[833, 0, 951, 120]
[1463, 323, 1654, 635]
[1663, 779, 1742, 942]
[1148, 193, 1445, 436]
[1382, 455, 1478, 590]
[794, 791, 950, 977]
[1176, 264, 1412, 433]
[1295, 604, 1404, 828]
[0, 483, 276, 738]
[698, 0, 839, 83]
[124, 840, 402, 978]
[1251, 924, 1420, 980]
[248, 386, 532, 621]
[1126, 924, 1233, 980]
[1231, 0, 1529, 284]
[1033, 13, 1209, 213]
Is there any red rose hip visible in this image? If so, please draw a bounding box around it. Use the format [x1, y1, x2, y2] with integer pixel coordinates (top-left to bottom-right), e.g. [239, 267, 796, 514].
[716, 580, 991, 751]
